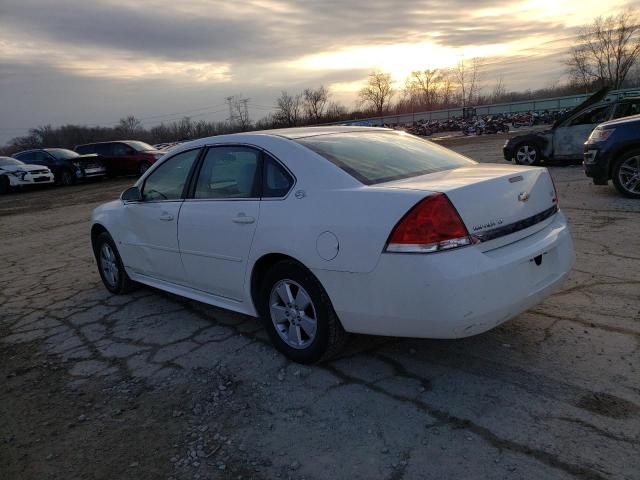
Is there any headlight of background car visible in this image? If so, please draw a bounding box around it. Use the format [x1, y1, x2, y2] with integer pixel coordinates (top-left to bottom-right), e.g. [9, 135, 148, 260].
[588, 128, 615, 142]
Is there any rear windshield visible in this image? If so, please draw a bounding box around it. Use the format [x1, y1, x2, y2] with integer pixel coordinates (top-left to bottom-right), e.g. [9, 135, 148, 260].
[126, 141, 155, 151]
[295, 131, 475, 185]
[47, 148, 79, 159]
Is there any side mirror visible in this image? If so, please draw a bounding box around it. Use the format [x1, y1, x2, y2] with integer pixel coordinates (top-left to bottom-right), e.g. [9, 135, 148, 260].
[121, 186, 142, 202]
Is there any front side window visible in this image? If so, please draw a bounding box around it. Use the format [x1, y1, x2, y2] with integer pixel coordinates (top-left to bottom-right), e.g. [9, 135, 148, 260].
[296, 131, 475, 185]
[614, 101, 640, 119]
[142, 148, 200, 201]
[95, 144, 113, 155]
[194, 146, 260, 199]
[570, 105, 610, 126]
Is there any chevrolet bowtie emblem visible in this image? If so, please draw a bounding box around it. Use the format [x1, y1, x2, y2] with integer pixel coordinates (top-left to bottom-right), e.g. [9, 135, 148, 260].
[518, 192, 530, 202]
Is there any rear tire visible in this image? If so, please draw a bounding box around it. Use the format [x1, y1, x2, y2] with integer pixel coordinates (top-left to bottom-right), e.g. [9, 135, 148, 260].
[94, 232, 137, 294]
[257, 260, 348, 363]
[514, 143, 541, 166]
[611, 149, 640, 199]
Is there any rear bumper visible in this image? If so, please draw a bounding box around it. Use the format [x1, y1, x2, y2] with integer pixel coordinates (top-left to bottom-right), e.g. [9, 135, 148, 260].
[313, 211, 574, 338]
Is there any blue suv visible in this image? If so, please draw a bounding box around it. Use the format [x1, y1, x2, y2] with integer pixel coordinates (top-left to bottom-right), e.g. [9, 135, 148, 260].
[584, 114, 640, 198]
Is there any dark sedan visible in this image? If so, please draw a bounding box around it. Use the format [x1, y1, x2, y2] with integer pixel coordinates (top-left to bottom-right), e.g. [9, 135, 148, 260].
[13, 148, 106, 186]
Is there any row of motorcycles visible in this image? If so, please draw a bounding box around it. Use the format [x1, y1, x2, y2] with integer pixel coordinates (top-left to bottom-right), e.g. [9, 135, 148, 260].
[402, 110, 567, 137]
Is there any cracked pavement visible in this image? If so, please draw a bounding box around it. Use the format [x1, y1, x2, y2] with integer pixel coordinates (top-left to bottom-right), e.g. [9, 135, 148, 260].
[1, 134, 639, 480]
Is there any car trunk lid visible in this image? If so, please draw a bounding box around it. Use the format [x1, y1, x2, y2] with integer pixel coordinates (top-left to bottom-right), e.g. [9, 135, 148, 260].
[380, 164, 558, 249]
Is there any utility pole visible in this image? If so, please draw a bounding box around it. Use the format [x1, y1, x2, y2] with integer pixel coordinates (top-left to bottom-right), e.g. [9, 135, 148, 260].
[226, 96, 236, 127]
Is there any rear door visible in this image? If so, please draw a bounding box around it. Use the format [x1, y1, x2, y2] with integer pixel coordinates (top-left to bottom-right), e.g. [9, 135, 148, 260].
[553, 104, 612, 158]
[178, 145, 262, 300]
[118, 148, 200, 285]
[95, 143, 116, 174]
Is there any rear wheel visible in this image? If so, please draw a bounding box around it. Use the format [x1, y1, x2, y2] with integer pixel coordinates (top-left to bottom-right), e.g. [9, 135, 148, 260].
[94, 232, 137, 294]
[258, 260, 347, 363]
[612, 150, 640, 199]
[514, 143, 541, 166]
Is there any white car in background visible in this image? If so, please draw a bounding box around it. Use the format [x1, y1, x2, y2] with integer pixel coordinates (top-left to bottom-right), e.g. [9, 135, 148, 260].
[91, 127, 575, 363]
[0, 156, 54, 193]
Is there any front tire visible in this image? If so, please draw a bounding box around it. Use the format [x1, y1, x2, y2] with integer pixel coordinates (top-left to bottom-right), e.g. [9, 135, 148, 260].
[612, 150, 640, 199]
[138, 161, 151, 176]
[59, 168, 76, 186]
[258, 260, 347, 363]
[94, 232, 137, 294]
[514, 143, 541, 165]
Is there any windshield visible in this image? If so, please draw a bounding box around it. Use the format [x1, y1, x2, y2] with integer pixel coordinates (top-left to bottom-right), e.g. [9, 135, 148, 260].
[296, 131, 475, 185]
[0, 157, 24, 167]
[126, 141, 155, 151]
[47, 148, 80, 159]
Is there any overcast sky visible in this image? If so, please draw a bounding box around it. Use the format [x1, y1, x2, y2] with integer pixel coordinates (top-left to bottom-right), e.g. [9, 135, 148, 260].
[0, 0, 637, 144]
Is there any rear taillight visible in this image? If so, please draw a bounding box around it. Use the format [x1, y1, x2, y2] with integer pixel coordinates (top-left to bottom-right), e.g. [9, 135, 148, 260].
[548, 169, 559, 206]
[385, 193, 472, 253]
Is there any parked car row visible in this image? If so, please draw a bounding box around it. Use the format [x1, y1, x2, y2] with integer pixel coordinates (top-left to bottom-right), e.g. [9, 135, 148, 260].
[0, 140, 166, 193]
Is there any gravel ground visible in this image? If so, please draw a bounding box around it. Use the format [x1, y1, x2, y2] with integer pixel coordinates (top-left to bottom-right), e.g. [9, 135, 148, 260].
[1, 132, 639, 480]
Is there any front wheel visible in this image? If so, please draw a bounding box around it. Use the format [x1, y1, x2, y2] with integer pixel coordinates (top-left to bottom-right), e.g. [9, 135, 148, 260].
[514, 143, 541, 165]
[258, 260, 347, 363]
[612, 150, 640, 199]
[59, 168, 76, 186]
[94, 232, 137, 294]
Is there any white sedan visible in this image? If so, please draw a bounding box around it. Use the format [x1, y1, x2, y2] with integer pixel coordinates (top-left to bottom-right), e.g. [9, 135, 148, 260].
[0, 156, 54, 193]
[91, 127, 574, 363]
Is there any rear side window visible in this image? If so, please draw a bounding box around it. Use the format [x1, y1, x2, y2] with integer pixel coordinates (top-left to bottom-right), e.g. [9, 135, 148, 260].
[76, 145, 94, 154]
[263, 155, 293, 198]
[95, 143, 113, 155]
[295, 131, 475, 185]
[614, 101, 640, 119]
[194, 146, 260, 199]
[15, 152, 34, 162]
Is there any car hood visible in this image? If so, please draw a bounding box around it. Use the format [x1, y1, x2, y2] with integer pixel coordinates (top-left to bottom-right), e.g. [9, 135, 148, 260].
[598, 113, 640, 128]
[0, 163, 50, 172]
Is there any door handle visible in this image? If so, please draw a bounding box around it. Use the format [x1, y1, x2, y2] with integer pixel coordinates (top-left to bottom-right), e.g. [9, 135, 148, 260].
[159, 212, 174, 221]
[232, 214, 255, 224]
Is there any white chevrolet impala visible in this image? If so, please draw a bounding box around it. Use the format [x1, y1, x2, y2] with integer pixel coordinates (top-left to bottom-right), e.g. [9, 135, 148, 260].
[91, 127, 574, 362]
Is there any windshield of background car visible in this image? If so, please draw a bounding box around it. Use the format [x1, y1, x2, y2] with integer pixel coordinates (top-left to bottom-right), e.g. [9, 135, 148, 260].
[47, 148, 79, 159]
[0, 158, 24, 167]
[127, 141, 155, 151]
[295, 131, 475, 185]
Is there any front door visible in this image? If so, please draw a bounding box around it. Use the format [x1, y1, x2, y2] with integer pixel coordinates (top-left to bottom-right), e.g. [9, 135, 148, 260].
[118, 148, 200, 285]
[178, 145, 261, 301]
[553, 104, 611, 158]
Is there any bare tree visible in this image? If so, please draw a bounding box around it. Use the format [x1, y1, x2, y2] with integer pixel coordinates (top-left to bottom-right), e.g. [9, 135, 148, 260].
[567, 11, 640, 89]
[359, 72, 395, 115]
[116, 116, 144, 137]
[440, 69, 455, 108]
[303, 86, 329, 123]
[490, 75, 507, 103]
[274, 90, 302, 127]
[405, 69, 442, 108]
[454, 58, 484, 106]
[227, 95, 252, 131]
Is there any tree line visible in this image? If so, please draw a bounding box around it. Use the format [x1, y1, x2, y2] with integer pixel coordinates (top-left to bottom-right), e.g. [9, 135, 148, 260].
[2, 11, 638, 155]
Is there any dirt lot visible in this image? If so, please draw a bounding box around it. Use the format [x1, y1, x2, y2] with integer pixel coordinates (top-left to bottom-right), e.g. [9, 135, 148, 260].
[1, 132, 639, 480]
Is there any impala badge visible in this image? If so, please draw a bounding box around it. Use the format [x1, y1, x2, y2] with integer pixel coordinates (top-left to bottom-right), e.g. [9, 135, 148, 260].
[518, 192, 530, 202]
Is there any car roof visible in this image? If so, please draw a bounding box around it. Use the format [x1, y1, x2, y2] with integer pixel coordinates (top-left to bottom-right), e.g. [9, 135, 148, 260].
[76, 140, 139, 146]
[260, 126, 387, 139]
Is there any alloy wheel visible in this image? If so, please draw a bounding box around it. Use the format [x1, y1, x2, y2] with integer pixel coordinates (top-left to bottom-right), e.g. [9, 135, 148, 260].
[269, 279, 317, 349]
[100, 243, 119, 288]
[618, 155, 640, 195]
[516, 145, 537, 165]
